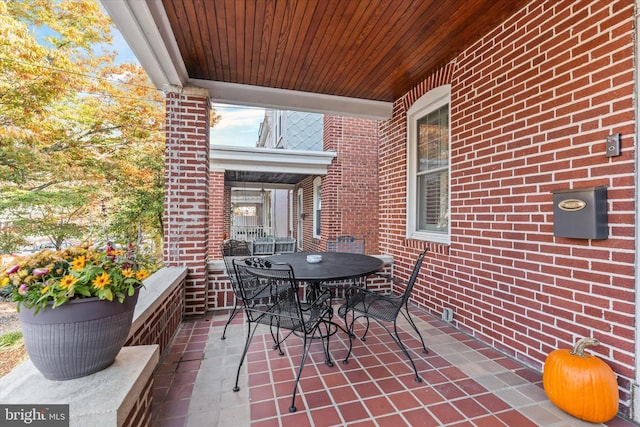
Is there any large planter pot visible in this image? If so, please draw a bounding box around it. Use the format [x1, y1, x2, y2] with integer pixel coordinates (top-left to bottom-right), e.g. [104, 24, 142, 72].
[19, 289, 139, 380]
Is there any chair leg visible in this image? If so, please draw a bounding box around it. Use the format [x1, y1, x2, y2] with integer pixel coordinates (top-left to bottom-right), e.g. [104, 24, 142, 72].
[233, 320, 260, 392]
[269, 323, 285, 355]
[270, 322, 296, 355]
[401, 309, 428, 354]
[289, 334, 314, 413]
[391, 321, 422, 383]
[319, 321, 334, 367]
[360, 316, 372, 341]
[221, 302, 241, 340]
[342, 311, 357, 365]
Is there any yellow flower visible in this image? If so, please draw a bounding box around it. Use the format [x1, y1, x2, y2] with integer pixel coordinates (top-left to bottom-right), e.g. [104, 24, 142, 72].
[59, 275, 77, 290]
[93, 272, 111, 290]
[0, 277, 9, 287]
[41, 286, 49, 294]
[136, 270, 150, 281]
[18, 269, 28, 279]
[121, 269, 134, 279]
[70, 256, 86, 271]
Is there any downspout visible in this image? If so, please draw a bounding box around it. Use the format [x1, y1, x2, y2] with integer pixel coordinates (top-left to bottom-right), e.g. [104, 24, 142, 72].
[634, 0, 640, 423]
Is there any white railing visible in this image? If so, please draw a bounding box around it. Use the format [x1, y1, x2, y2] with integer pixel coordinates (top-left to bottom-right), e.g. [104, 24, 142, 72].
[230, 225, 272, 241]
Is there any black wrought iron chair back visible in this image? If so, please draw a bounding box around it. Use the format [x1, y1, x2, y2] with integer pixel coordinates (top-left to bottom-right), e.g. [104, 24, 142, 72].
[221, 239, 251, 256]
[220, 240, 253, 340]
[232, 257, 334, 413]
[326, 235, 365, 254]
[339, 248, 429, 382]
[325, 235, 367, 296]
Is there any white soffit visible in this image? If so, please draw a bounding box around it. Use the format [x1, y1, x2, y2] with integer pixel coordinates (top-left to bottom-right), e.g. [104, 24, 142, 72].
[194, 80, 393, 120]
[210, 145, 336, 174]
[100, 0, 188, 89]
[100, 0, 393, 120]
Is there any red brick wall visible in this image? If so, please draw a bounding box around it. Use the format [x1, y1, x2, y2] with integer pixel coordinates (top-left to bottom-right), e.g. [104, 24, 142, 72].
[164, 91, 210, 316]
[125, 276, 184, 355]
[207, 262, 232, 312]
[300, 115, 380, 253]
[380, 0, 636, 416]
[122, 375, 153, 427]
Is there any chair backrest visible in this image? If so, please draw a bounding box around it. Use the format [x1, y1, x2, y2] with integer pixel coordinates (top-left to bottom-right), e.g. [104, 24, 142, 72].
[221, 239, 251, 256]
[233, 257, 307, 332]
[220, 242, 249, 297]
[326, 235, 365, 254]
[399, 248, 428, 307]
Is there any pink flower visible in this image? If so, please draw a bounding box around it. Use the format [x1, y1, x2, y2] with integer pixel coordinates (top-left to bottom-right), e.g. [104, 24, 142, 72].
[6, 265, 19, 274]
[18, 284, 28, 296]
[33, 268, 49, 276]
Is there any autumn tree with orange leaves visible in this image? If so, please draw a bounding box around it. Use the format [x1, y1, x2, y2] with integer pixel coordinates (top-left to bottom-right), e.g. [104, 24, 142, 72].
[0, 0, 218, 254]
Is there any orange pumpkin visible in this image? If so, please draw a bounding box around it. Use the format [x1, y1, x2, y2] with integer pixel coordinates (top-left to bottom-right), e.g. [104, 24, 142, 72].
[543, 337, 618, 423]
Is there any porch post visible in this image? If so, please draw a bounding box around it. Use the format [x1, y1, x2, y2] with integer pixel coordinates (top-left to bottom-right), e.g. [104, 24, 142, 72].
[164, 88, 210, 316]
[322, 115, 380, 254]
[208, 170, 226, 258]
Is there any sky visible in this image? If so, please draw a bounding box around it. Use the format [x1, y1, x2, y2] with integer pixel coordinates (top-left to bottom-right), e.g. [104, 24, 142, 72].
[209, 104, 265, 147]
[109, 18, 264, 148]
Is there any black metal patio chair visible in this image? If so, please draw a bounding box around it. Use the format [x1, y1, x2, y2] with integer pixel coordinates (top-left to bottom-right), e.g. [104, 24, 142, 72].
[326, 235, 365, 254]
[221, 239, 251, 257]
[232, 257, 334, 413]
[339, 248, 429, 382]
[324, 235, 367, 297]
[220, 240, 254, 340]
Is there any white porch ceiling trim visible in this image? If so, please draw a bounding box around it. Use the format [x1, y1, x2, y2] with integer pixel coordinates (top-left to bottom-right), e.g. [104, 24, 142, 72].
[101, 0, 188, 88]
[99, 0, 394, 120]
[211, 145, 336, 186]
[194, 79, 393, 120]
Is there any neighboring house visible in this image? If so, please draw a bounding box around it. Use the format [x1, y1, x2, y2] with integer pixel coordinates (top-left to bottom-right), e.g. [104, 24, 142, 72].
[228, 109, 324, 241]
[258, 109, 323, 151]
[233, 109, 378, 255]
[104, 0, 640, 420]
[253, 109, 324, 244]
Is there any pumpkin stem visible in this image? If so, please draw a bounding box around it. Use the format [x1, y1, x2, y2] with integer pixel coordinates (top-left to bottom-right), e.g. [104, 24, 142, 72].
[570, 337, 600, 357]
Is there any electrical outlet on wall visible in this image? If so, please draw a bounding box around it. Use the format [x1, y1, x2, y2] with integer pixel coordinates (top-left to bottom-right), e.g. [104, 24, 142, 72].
[606, 133, 621, 157]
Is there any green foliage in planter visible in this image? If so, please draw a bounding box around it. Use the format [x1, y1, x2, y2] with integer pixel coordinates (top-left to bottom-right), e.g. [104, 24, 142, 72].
[1, 244, 154, 314]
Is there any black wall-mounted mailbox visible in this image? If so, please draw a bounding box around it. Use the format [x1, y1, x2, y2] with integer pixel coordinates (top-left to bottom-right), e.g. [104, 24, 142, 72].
[552, 186, 608, 239]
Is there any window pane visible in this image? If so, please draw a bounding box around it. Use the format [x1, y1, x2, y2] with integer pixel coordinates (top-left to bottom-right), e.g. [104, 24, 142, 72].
[417, 104, 448, 173]
[417, 171, 449, 232]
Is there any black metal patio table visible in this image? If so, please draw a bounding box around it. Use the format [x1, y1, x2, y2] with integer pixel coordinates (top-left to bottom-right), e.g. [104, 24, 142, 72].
[265, 251, 384, 286]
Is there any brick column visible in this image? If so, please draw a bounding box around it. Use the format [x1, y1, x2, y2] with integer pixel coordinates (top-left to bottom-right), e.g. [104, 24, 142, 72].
[322, 116, 342, 243]
[322, 115, 380, 254]
[208, 170, 226, 259]
[164, 89, 210, 316]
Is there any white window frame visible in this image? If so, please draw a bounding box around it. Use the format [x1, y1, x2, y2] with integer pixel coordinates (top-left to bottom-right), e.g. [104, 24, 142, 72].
[312, 177, 322, 238]
[406, 85, 451, 244]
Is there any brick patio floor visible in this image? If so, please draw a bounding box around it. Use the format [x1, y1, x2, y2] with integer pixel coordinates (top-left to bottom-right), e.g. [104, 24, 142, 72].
[152, 306, 638, 427]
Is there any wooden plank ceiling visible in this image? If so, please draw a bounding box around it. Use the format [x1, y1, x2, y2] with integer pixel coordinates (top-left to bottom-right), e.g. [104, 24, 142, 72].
[161, 0, 530, 103]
